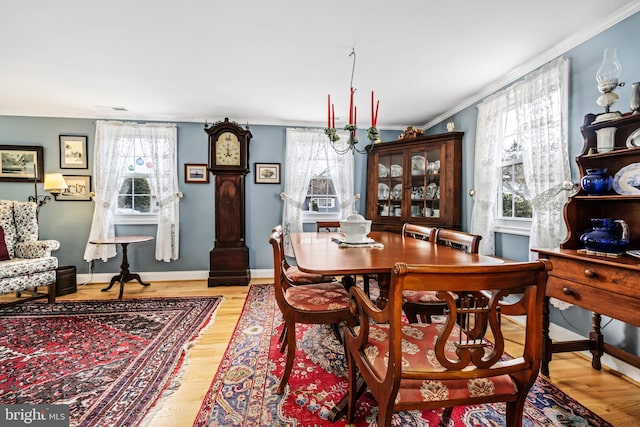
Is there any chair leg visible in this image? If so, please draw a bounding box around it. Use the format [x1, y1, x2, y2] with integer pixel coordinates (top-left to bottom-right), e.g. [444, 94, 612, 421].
[505, 401, 524, 427]
[330, 323, 343, 344]
[279, 325, 288, 353]
[363, 275, 370, 297]
[439, 407, 454, 427]
[277, 319, 297, 395]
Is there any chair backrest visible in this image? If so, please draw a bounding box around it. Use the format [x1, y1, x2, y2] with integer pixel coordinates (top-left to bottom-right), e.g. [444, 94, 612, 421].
[316, 221, 341, 232]
[0, 200, 38, 258]
[390, 261, 549, 380]
[434, 228, 481, 254]
[268, 226, 293, 309]
[401, 223, 437, 242]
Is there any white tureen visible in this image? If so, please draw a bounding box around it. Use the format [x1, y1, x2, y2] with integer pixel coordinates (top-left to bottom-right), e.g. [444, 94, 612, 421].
[339, 213, 372, 243]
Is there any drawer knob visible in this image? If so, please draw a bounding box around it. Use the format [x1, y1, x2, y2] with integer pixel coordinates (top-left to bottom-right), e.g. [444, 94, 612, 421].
[583, 269, 596, 278]
[562, 287, 574, 296]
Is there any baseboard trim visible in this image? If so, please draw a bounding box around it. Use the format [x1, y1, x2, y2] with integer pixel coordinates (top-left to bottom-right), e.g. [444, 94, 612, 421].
[76, 268, 273, 285]
[506, 315, 640, 384]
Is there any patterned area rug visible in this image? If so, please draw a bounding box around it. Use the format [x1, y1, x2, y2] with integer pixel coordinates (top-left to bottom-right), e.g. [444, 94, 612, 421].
[196, 284, 613, 426]
[0, 296, 222, 427]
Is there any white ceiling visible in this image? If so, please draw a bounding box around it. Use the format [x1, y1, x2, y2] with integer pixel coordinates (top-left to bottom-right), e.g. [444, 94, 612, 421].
[1, 1, 639, 129]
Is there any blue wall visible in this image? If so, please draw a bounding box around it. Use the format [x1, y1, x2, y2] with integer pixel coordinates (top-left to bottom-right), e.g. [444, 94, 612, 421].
[427, 11, 640, 356]
[0, 117, 397, 275]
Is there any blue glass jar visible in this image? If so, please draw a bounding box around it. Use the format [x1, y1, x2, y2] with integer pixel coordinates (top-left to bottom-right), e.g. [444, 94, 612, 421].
[579, 218, 630, 254]
[581, 168, 613, 195]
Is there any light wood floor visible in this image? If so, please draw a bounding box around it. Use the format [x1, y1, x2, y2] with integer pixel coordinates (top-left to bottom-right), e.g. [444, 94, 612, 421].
[13, 279, 640, 426]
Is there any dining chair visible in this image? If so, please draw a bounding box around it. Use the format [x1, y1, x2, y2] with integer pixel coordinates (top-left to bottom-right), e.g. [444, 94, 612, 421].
[269, 226, 353, 394]
[402, 228, 482, 323]
[344, 260, 551, 427]
[273, 224, 337, 352]
[316, 220, 341, 232]
[316, 220, 375, 297]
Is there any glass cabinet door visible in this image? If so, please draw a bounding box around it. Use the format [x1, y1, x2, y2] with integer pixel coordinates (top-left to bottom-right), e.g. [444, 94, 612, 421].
[376, 151, 404, 219]
[409, 147, 441, 220]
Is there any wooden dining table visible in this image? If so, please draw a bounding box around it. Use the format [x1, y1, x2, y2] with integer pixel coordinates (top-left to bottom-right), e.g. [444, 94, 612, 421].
[291, 230, 505, 307]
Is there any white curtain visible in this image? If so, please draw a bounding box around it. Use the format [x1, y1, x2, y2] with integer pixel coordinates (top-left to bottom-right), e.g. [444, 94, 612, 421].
[281, 128, 351, 256]
[139, 124, 180, 261]
[470, 94, 507, 256]
[327, 137, 357, 217]
[516, 58, 571, 259]
[84, 121, 180, 262]
[471, 57, 571, 258]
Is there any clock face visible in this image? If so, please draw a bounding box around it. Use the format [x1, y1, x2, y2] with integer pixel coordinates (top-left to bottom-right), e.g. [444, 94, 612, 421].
[215, 132, 241, 166]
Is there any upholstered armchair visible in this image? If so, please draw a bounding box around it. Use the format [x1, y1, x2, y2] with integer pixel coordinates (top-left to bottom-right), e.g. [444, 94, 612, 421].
[0, 200, 59, 304]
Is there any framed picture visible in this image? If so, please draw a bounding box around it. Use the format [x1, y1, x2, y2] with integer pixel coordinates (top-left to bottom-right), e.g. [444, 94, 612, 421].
[255, 163, 281, 184]
[0, 145, 44, 182]
[59, 135, 88, 169]
[184, 163, 209, 183]
[56, 175, 92, 201]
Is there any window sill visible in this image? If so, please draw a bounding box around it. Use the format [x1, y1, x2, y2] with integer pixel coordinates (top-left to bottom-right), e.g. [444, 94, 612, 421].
[114, 215, 159, 225]
[301, 212, 342, 224]
[493, 224, 531, 237]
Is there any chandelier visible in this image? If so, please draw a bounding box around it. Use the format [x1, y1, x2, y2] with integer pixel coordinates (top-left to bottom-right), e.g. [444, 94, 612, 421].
[325, 49, 380, 154]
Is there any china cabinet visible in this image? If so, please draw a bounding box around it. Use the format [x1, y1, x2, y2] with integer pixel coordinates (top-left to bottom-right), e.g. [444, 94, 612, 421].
[533, 112, 640, 376]
[365, 132, 462, 232]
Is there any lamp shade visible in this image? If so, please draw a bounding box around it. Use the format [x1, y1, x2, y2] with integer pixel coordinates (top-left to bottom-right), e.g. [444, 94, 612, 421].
[43, 173, 68, 194]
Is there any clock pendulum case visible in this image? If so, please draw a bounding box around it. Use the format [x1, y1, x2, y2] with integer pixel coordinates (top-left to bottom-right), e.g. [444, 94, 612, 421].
[204, 118, 252, 286]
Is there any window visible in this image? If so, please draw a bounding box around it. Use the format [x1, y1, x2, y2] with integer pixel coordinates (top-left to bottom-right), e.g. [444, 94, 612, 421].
[84, 121, 180, 263]
[115, 138, 159, 224]
[496, 109, 532, 231]
[302, 161, 341, 221]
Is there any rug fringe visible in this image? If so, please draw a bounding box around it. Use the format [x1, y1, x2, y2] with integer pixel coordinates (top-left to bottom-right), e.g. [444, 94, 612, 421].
[140, 296, 224, 427]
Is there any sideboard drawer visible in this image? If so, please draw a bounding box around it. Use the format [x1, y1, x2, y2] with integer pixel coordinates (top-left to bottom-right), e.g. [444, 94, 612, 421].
[547, 276, 640, 327]
[545, 255, 639, 298]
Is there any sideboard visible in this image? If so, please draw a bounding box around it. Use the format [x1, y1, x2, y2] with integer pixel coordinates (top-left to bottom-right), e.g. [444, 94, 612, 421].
[533, 112, 640, 376]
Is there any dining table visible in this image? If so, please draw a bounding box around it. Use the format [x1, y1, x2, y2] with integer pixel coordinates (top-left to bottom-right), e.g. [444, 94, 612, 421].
[290, 230, 507, 421]
[290, 230, 505, 307]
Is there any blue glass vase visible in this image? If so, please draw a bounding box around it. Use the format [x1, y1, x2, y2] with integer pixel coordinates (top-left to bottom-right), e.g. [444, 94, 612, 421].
[579, 218, 630, 254]
[581, 168, 613, 195]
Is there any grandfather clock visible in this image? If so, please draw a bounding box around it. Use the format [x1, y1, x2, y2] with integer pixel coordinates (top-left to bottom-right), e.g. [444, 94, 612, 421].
[205, 118, 252, 286]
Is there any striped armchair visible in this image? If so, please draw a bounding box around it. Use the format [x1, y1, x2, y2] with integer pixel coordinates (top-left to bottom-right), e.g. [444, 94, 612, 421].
[0, 200, 59, 304]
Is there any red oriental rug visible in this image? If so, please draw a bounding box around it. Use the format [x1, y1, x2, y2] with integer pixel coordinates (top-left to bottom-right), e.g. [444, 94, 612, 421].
[0, 296, 222, 427]
[195, 284, 613, 426]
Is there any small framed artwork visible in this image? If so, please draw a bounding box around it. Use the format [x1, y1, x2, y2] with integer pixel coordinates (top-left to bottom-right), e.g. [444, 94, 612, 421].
[59, 135, 88, 169]
[255, 163, 281, 184]
[184, 163, 209, 183]
[56, 175, 92, 201]
[0, 145, 44, 182]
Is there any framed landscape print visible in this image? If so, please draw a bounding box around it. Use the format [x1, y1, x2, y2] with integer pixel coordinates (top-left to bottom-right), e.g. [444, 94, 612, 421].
[0, 145, 44, 182]
[56, 175, 92, 201]
[59, 135, 88, 169]
[184, 163, 209, 183]
[255, 163, 280, 184]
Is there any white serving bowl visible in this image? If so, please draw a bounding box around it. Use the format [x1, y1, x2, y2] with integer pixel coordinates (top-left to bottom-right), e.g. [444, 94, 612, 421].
[340, 213, 372, 243]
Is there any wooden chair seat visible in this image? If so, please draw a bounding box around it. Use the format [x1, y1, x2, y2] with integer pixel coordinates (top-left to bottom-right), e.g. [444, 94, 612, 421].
[284, 265, 335, 285]
[402, 289, 458, 304]
[284, 281, 349, 311]
[358, 322, 518, 402]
